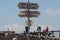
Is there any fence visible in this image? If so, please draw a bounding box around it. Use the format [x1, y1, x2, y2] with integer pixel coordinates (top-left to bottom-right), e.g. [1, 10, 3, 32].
[0, 30, 60, 40]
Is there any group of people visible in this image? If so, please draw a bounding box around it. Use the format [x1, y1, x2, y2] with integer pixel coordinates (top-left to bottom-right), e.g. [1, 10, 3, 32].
[37, 25, 49, 32]
[36, 26, 54, 37]
[25, 25, 54, 37]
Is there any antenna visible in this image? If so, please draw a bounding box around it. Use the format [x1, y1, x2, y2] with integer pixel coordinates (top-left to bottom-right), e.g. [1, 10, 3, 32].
[7, 27, 9, 31]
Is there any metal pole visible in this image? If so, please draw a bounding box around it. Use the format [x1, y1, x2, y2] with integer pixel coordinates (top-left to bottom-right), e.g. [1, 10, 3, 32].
[59, 30, 60, 38]
[59, 30, 60, 40]
[28, 0, 30, 33]
[27, 0, 30, 40]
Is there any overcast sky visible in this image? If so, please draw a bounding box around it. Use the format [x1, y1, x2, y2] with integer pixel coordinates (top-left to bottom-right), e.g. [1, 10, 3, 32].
[0, 0, 60, 33]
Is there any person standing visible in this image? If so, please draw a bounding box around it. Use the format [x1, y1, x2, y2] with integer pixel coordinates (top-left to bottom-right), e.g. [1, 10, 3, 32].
[45, 25, 49, 32]
[42, 26, 49, 36]
[37, 26, 41, 32]
[37, 26, 41, 36]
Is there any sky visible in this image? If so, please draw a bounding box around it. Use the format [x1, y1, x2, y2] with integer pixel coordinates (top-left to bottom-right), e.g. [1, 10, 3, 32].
[0, 0, 60, 35]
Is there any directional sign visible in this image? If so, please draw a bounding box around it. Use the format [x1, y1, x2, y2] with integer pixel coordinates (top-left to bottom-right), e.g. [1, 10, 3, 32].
[18, 11, 40, 17]
[18, 2, 39, 9]
[18, 2, 27, 9]
[25, 20, 34, 26]
[29, 3, 39, 9]
[25, 20, 32, 26]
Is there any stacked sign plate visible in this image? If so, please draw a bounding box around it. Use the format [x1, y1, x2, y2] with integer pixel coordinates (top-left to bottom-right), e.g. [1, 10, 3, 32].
[18, 2, 40, 26]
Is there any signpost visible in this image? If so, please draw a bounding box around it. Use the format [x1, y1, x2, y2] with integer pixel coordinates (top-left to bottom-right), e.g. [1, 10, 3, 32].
[18, 2, 40, 32]
[18, 2, 39, 9]
[18, 0, 40, 40]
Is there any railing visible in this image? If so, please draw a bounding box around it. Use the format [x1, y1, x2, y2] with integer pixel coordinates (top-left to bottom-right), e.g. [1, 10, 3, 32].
[0, 30, 60, 40]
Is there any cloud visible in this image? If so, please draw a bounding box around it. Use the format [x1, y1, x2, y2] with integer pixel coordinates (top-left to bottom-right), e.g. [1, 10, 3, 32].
[0, 24, 25, 33]
[0, 24, 58, 33]
[44, 9, 60, 16]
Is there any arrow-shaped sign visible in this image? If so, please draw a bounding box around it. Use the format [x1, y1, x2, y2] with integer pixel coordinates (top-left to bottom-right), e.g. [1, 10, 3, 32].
[18, 11, 40, 17]
[18, 2, 39, 9]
